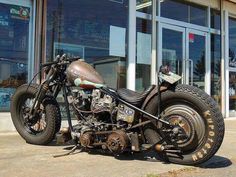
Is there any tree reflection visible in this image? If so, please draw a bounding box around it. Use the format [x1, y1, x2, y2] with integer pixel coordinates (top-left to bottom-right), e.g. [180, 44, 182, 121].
[229, 48, 236, 67]
[194, 51, 205, 80]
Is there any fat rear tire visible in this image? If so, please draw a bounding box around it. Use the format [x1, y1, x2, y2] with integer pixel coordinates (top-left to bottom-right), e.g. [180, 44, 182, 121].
[143, 84, 225, 165]
[10, 84, 61, 145]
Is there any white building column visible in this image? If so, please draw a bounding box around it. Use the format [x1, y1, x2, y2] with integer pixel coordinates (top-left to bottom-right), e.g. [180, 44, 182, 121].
[151, 0, 157, 85]
[127, 0, 136, 90]
[224, 10, 229, 118]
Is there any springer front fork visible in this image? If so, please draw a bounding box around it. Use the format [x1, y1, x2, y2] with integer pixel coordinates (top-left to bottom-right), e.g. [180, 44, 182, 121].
[29, 79, 74, 129]
[29, 80, 50, 117]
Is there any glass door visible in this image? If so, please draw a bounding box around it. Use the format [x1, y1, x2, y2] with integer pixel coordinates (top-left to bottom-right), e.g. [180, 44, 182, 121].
[0, 0, 33, 111]
[160, 23, 186, 83]
[229, 72, 236, 117]
[186, 29, 209, 93]
[160, 24, 209, 93]
[228, 17, 236, 117]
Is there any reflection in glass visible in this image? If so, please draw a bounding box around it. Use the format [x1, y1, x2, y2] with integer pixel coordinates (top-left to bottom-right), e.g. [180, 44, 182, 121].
[161, 0, 188, 22]
[229, 72, 236, 117]
[189, 3, 207, 26]
[211, 34, 221, 106]
[229, 17, 236, 68]
[46, 0, 128, 89]
[136, 18, 151, 91]
[211, 9, 220, 29]
[136, 0, 152, 14]
[161, 0, 207, 26]
[189, 34, 205, 90]
[162, 29, 183, 76]
[0, 3, 30, 111]
[229, 17, 236, 116]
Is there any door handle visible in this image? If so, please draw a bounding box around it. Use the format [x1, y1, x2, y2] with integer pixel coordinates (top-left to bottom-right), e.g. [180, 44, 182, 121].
[185, 59, 193, 86]
[177, 60, 180, 75]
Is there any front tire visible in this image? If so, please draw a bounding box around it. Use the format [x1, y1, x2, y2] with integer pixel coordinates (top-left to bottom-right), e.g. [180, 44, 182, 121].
[143, 84, 225, 165]
[10, 84, 61, 145]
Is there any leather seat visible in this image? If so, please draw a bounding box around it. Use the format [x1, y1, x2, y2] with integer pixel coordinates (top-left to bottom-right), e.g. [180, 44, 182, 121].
[117, 85, 155, 107]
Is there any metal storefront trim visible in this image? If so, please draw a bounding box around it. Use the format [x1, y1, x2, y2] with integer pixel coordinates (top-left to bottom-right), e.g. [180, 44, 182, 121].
[127, 0, 136, 90]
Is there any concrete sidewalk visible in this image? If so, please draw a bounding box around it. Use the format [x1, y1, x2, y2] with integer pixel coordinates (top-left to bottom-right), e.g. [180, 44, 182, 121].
[0, 119, 235, 177]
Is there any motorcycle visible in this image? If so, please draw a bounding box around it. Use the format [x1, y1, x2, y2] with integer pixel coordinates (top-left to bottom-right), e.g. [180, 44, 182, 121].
[10, 54, 225, 165]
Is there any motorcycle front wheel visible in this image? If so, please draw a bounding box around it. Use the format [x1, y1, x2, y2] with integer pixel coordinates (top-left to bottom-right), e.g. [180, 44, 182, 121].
[143, 84, 225, 165]
[10, 84, 61, 145]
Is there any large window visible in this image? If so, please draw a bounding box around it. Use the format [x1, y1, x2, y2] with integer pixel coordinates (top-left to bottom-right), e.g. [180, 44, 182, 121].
[162, 28, 183, 76]
[211, 9, 220, 30]
[229, 72, 236, 116]
[229, 17, 236, 68]
[211, 34, 221, 106]
[229, 17, 236, 116]
[161, 0, 207, 26]
[0, 3, 31, 111]
[136, 18, 151, 91]
[46, 0, 128, 89]
[136, 0, 152, 14]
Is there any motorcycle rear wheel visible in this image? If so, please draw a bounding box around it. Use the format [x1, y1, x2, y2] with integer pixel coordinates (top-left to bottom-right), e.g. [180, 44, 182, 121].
[143, 84, 224, 165]
[10, 84, 61, 145]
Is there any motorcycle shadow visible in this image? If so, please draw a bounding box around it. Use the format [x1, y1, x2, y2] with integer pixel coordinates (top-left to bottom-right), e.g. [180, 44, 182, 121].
[48, 140, 74, 147]
[50, 141, 232, 168]
[89, 149, 168, 163]
[197, 155, 232, 169]
[115, 151, 168, 163]
[96, 149, 232, 169]
[61, 144, 170, 164]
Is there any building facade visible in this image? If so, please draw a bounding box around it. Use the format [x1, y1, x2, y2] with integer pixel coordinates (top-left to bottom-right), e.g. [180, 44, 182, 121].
[0, 0, 236, 123]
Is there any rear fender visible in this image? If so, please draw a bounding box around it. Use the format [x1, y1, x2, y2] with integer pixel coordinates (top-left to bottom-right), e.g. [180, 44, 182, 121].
[141, 83, 171, 111]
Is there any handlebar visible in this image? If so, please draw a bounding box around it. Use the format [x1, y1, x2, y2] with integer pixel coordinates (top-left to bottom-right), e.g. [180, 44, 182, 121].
[40, 55, 80, 68]
[41, 61, 58, 67]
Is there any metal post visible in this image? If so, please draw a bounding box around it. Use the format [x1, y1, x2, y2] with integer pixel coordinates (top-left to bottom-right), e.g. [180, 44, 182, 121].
[127, 0, 136, 91]
[225, 10, 229, 118]
[220, 0, 226, 118]
[151, 0, 157, 85]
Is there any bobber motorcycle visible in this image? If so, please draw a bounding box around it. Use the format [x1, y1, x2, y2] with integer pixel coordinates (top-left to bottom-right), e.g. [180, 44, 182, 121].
[10, 54, 225, 165]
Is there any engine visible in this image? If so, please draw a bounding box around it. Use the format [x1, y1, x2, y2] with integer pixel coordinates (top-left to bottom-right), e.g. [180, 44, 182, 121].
[70, 89, 135, 153]
[72, 89, 135, 124]
[79, 130, 129, 153]
[116, 104, 135, 124]
[90, 89, 114, 112]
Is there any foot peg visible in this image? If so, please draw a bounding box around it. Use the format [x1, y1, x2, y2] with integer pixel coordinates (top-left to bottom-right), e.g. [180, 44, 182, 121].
[154, 144, 181, 154]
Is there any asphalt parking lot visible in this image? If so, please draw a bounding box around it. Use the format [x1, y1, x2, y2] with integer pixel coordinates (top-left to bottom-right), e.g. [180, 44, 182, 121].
[0, 119, 235, 177]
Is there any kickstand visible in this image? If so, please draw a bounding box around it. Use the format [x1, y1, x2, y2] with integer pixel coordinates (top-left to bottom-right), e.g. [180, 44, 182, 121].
[53, 144, 82, 158]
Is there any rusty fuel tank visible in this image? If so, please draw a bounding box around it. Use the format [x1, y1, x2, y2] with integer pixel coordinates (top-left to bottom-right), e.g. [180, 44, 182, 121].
[66, 60, 105, 89]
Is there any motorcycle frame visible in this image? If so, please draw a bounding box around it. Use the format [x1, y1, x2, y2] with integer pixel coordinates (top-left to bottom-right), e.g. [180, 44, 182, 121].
[28, 58, 172, 136]
[28, 82, 171, 135]
[100, 87, 171, 126]
[51, 83, 172, 136]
